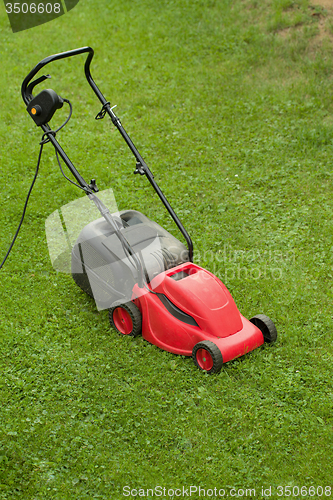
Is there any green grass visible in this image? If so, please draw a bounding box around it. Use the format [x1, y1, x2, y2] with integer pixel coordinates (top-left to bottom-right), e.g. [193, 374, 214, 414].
[0, 0, 333, 498]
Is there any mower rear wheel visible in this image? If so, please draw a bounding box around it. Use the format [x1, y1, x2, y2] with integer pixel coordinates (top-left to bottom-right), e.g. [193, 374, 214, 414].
[109, 301, 142, 337]
[192, 341, 223, 374]
[249, 314, 277, 343]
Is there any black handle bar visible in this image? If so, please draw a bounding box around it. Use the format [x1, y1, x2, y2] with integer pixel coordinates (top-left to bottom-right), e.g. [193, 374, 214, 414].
[20, 47, 194, 261]
[21, 46, 95, 105]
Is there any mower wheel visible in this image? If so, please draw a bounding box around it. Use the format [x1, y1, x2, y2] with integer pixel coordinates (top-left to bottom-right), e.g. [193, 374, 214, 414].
[249, 314, 277, 343]
[192, 341, 223, 374]
[109, 301, 142, 337]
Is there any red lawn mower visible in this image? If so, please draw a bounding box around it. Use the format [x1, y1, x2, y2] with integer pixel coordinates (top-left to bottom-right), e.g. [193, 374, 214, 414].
[20, 47, 277, 373]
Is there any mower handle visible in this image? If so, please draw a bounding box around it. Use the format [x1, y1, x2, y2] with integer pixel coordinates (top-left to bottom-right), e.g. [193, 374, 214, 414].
[21, 46, 95, 105]
[21, 47, 194, 261]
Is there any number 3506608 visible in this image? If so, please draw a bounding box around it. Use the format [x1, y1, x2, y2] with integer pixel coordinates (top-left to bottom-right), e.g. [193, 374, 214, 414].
[5, 3, 61, 14]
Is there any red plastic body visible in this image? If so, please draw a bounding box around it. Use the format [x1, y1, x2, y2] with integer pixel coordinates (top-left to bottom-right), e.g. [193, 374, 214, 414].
[132, 262, 264, 363]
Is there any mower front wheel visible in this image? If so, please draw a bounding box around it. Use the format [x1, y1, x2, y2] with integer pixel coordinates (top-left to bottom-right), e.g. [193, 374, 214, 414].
[192, 341, 223, 374]
[109, 301, 142, 337]
[249, 314, 277, 343]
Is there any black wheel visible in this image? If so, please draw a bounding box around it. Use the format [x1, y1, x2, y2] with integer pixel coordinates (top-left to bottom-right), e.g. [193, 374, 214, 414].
[109, 301, 142, 337]
[192, 340, 223, 374]
[249, 314, 277, 343]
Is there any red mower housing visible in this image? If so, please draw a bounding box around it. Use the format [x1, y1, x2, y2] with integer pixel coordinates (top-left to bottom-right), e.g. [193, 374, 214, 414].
[134, 262, 264, 361]
[109, 262, 277, 373]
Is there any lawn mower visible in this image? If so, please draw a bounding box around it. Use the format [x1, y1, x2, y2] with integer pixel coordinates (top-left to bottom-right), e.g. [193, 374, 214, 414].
[20, 47, 277, 373]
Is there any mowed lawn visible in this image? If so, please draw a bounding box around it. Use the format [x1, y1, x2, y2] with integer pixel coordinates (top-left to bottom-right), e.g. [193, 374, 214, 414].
[0, 0, 332, 498]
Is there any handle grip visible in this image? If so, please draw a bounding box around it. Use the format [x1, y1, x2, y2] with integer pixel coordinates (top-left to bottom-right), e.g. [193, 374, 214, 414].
[21, 46, 94, 105]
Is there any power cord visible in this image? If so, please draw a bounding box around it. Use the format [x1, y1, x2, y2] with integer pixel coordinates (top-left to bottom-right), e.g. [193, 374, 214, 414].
[0, 143, 43, 270]
[0, 99, 73, 270]
[55, 150, 86, 192]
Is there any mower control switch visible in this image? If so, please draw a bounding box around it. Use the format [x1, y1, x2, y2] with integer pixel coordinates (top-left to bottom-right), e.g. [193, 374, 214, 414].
[27, 89, 64, 126]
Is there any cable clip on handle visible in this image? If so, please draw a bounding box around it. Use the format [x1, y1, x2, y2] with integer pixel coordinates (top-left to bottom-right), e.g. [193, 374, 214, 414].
[95, 103, 118, 121]
[95, 102, 110, 120]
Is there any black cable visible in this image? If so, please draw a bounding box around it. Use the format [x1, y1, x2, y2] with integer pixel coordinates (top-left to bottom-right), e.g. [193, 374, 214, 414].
[53, 99, 88, 192]
[55, 150, 86, 192]
[56, 98, 72, 132]
[0, 98, 74, 270]
[0, 143, 44, 270]
[40, 99, 73, 145]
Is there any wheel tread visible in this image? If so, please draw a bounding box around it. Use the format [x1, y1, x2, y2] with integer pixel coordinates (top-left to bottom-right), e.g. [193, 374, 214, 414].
[109, 301, 142, 337]
[249, 314, 277, 343]
[192, 340, 223, 374]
